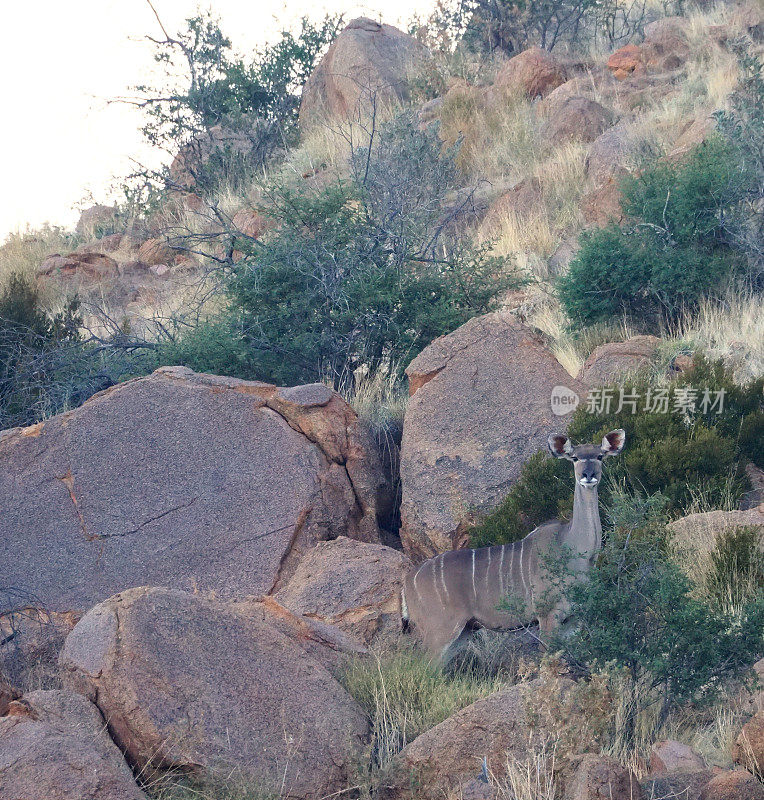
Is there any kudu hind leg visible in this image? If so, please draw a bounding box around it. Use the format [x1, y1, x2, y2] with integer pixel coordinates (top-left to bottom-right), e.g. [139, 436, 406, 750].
[422, 614, 471, 662]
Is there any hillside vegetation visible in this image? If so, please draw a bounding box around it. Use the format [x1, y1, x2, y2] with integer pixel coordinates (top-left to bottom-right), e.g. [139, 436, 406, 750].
[1, 1, 764, 798]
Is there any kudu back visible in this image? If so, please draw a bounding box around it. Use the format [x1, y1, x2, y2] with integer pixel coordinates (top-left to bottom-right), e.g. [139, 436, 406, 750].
[401, 429, 625, 660]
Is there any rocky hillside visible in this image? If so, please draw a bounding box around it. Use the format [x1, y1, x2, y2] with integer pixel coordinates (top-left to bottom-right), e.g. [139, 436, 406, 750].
[1, 2, 763, 799]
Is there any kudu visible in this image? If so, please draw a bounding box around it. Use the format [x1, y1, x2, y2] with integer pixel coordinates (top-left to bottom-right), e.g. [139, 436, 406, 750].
[401, 429, 626, 660]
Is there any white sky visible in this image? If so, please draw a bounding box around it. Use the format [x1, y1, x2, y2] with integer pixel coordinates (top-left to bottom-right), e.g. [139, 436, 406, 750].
[0, 0, 435, 240]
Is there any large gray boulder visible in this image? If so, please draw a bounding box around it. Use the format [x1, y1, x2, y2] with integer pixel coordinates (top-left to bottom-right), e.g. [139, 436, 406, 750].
[0, 367, 390, 612]
[298, 17, 428, 132]
[400, 312, 584, 560]
[60, 587, 369, 798]
[0, 690, 146, 800]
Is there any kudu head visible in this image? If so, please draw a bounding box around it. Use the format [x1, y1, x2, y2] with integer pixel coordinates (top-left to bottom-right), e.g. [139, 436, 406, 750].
[547, 429, 626, 488]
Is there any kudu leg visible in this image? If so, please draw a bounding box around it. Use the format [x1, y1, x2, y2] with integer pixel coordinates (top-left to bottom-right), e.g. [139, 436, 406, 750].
[419, 614, 471, 662]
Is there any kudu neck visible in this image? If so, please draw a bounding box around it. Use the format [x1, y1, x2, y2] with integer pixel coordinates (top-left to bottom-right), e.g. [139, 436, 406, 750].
[564, 481, 602, 557]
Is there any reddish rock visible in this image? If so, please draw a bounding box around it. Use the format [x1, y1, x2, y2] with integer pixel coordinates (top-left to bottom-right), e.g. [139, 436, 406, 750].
[733, 710, 764, 776]
[169, 124, 258, 190]
[607, 44, 644, 80]
[582, 178, 624, 226]
[642, 770, 715, 800]
[232, 208, 271, 239]
[743, 466, 764, 510]
[60, 587, 369, 798]
[567, 753, 643, 800]
[276, 536, 411, 644]
[543, 95, 613, 144]
[578, 336, 661, 385]
[0, 690, 146, 800]
[669, 506, 764, 549]
[400, 311, 584, 560]
[0, 367, 390, 613]
[299, 18, 428, 132]
[388, 678, 579, 798]
[586, 121, 638, 185]
[668, 114, 715, 160]
[539, 77, 590, 117]
[643, 16, 691, 70]
[700, 769, 764, 799]
[548, 235, 580, 276]
[75, 204, 116, 237]
[136, 237, 175, 266]
[0, 607, 80, 689]
[479, 178, 543, 236]
[37, 251, 119, 281]
[494, 46, 566, 98]
[650, 740, 706, 774]
[0, 679, 20, 716]
[75, 232, 126, 254]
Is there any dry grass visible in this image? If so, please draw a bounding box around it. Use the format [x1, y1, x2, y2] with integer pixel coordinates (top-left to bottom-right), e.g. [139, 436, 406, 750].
[667, 290, 764, 382]
[340, 642, 508, 772]
[146, 774, 281, 800]
[439, 84, 540, 183]
[524, 292, 637, 377]
[488, 744, 558, 800]
[0, 226, 79, 299]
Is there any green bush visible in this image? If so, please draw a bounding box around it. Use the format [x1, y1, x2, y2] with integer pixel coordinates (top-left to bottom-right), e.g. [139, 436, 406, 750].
[0, 274, 150, 429]
[558, 138, 746, 325]
[558, 522, 764, 731]
[194, 112, 514, 390]
[0, 274, 82, 427]
[156, 318, 251, 380]
[469, 452, 573, 547]
[470, 356, 761, 547]
[131, 12, 340, 195]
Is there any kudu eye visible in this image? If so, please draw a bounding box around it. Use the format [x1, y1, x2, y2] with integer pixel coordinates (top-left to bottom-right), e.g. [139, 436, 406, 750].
[571, 456, 579, 462]
[597, 455, 603, 461]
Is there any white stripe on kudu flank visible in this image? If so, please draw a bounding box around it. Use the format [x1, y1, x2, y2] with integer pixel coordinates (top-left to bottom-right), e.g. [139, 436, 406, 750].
[519, 539, 528, 599]
[485, 548, 492, 593]
[431, 558, 444, 607]
[499, 545, 506, 597]
[413, 563, 423, 604]
[509, 544, 516, 597]
[440, 554, 450, 603]
[472, 550, 477, 600]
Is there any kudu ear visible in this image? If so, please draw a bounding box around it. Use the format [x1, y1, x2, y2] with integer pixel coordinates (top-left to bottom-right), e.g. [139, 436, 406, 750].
[601, 429, 626, 456]
[548, 434, 573, 459]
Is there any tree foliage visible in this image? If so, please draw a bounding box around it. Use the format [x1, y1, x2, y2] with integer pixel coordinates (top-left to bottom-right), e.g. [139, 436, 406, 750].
[715, 43, 764, 284]
[561, 522, 764, 730]
[558, 138, 746, 324]
[161, 112, 518, 389]
[130, 11, 340, 192]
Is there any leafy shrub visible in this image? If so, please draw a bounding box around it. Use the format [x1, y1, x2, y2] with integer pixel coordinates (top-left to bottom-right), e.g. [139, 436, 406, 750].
[0, 275, 149, 429]
[470, 356, 761, 547]
[0, 275, 82, 427]
[558, 138, 746, 325]
[215, 112, 516, 389]
[156, 318, 251, 380]
[470, 452, 572, 547]
[131, 12, 340, 194]
[559, 522, 764, 731]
